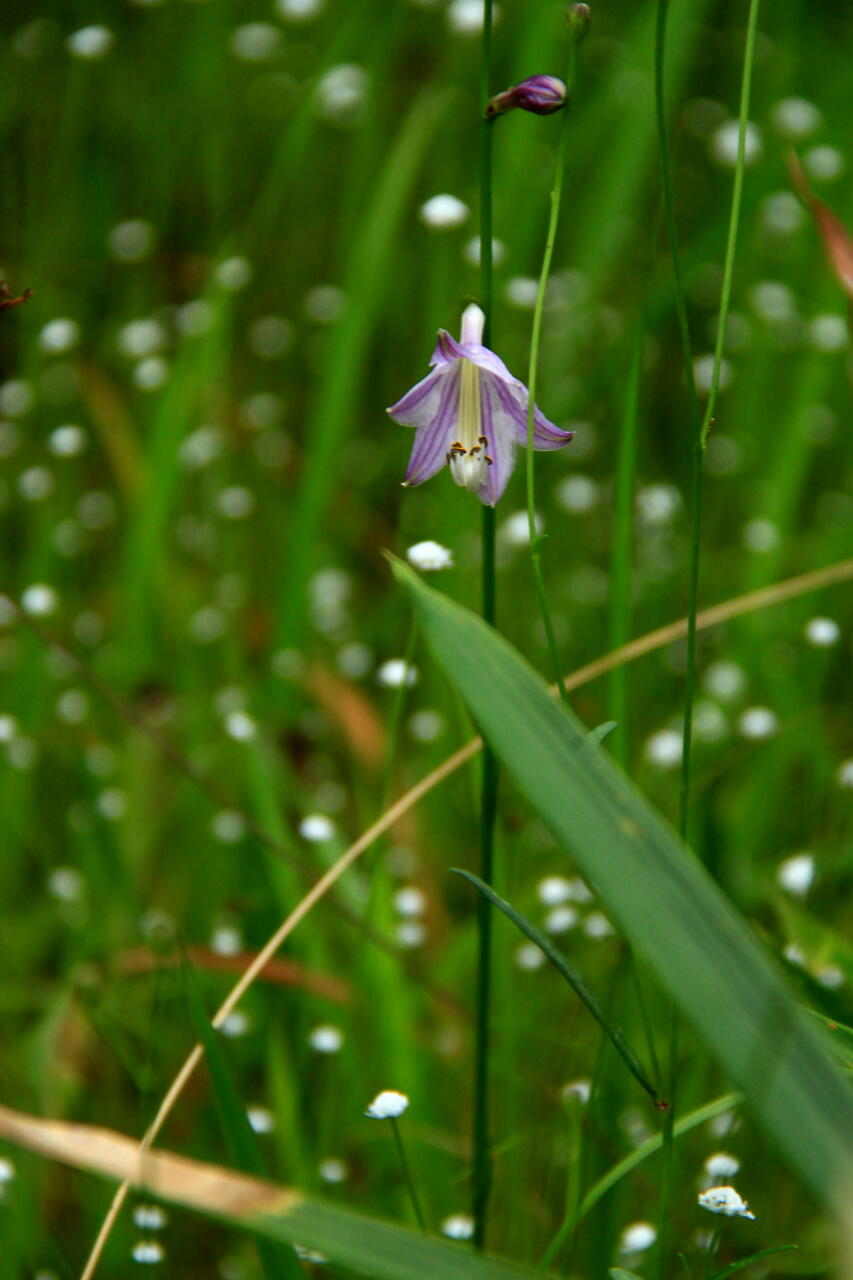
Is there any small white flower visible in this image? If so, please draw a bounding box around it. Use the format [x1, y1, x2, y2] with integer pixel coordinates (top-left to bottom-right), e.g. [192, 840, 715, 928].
[396, 920, 426, 948]
[770, 97, 822, 141]
[0, 1157, 16, 1182]
[584, 911, 614, 939]
[419, 194, 469, 230]
[805, 616, 841, 647]
[515, 942, 545, 971]
[132, 1204, 168, 1230]
[365, 1089, 409, 1119]
[210, 925, 243, 956]
[441, 1213, 475, 1240]
[698, 1185, 755, 1219]
[619, 1221, 657, 1253]
[377, 658, 418, 688]
[224, 710, 257, 742]
[704, 1151, 740, 1180]
[636, 482, 682, 524]
[738, 706, 778, 739]
[804, 144, 845, 183]
[211, 810, 246, 843]
[408, 708, 444, 741]
[776, 852, 815, 897]
[229, 23, 282, 62]
[319, 1156, 348, 1184]
[309, 1024, 344, 1054]
[276, 0, 325, 21]
[556, 474, 600, 514]
[703, 660, 746, 702]
[536, 874, 574, 905]
[220, 1010, 250, 1038]
[406, 540, 454, 571]
[693, 353, 733, 395]
[299, 813, 336, 842]
[39, 318, 81, 354]
[131, 1239, 165, 1263]
[393, 886, 427, 917]
[562, 1078, 591, 1104]
[108, 219, 156, 262]
[247, 1106, 275, 1134]
[709, 119, 762, 168]
[216, 257, 253, 291]
[67, 25, 114, 59]
[644, 728, 683, 769]
[837, 759, 853, 789]
[817, 965, 844, 989]
[545, 904, 578, 935]
[21, 583, 59, 616]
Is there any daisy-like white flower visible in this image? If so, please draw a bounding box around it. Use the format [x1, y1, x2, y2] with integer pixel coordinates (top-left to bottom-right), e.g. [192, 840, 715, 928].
[698, 1185, 755, 1219]
[365, 1089, 409, 1119]
[388, 303, 574, 507]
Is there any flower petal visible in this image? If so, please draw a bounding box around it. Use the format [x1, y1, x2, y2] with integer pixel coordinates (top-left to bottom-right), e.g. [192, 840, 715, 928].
[492, 376, 575, 451]
[387, 366, 448, 428]
[429, 329, 518, 383]
[403, 366, 460, 486]
[477, 379, 517, 506]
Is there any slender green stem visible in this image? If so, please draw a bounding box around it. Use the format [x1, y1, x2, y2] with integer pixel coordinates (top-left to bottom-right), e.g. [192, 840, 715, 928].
[653, 2, 696, 1273]
[524, 42, 579, 706]
[608, 323, 643, 764]
[379, 616, 418, 814]
[390, 1117, 426, 1235]
[472, 0, 496, 1251]
[699, 0, 761, 448]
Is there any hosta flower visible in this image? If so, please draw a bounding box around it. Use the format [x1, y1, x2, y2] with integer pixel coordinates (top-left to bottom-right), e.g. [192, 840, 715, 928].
[486, 75, 567, 119]
[388, 303, 573, 507]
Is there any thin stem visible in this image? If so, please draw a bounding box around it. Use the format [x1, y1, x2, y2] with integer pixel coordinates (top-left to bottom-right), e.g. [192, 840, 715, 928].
[390, 1117, 426, 1234]
[472, 0, 496, 1251]
[699, 0, 761, 448]
[524, 42, 579, 705]
[608, 322, 643, 764]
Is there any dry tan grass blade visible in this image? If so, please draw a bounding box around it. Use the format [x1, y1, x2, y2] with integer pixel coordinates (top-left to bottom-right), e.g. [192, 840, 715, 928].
[0, 1103, 298, 1219]
[77, 554, 853, 1278]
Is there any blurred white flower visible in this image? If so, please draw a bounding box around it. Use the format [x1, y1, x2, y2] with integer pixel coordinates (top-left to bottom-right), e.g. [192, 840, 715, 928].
[365, 1089, 409, 1119]
[738, 706, 778, 739]
[441, 1213, 475, 1240]
[299, 813, 336, 842]
[319, 1157, 348, 1183]
[67, 25, 114, 59]
[309, 1024, 344, 1054]
[419, 194, 469, 229]
[377, 658, 418, 688]
[406, 540, 454, 571]
[698, 1186, 755, 1219]
[619, 1221, 657, 1252]
[703, 1151, 740, 1181]
[776, 852, 815, 897]
[709, 120, 762, 168]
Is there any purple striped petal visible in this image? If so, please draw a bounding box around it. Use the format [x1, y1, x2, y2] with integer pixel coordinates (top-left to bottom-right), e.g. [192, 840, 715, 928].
[403, 366, 460, 486]
[429, 330, 518, 384]
[387, 365, 448, 428]
[491, 376, 575, 451]
[477, 378, 518, 507]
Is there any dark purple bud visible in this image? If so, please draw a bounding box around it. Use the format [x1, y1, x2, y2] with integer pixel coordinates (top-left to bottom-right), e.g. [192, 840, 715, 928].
[566, 3, 591, 40]
[485, 75, 568, 119]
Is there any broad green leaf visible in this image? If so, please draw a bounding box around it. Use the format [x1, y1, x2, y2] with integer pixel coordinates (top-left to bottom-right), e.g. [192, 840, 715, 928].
[391, 559, 853, 1214]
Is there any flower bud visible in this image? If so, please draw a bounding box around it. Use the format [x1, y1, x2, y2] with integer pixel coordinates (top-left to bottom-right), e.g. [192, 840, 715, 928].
[485, 75, 567, 120]
[566, 3, 591, 41]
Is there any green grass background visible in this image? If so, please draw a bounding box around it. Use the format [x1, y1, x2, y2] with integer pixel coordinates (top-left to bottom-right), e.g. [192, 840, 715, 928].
[0, 0, 852, 1275]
